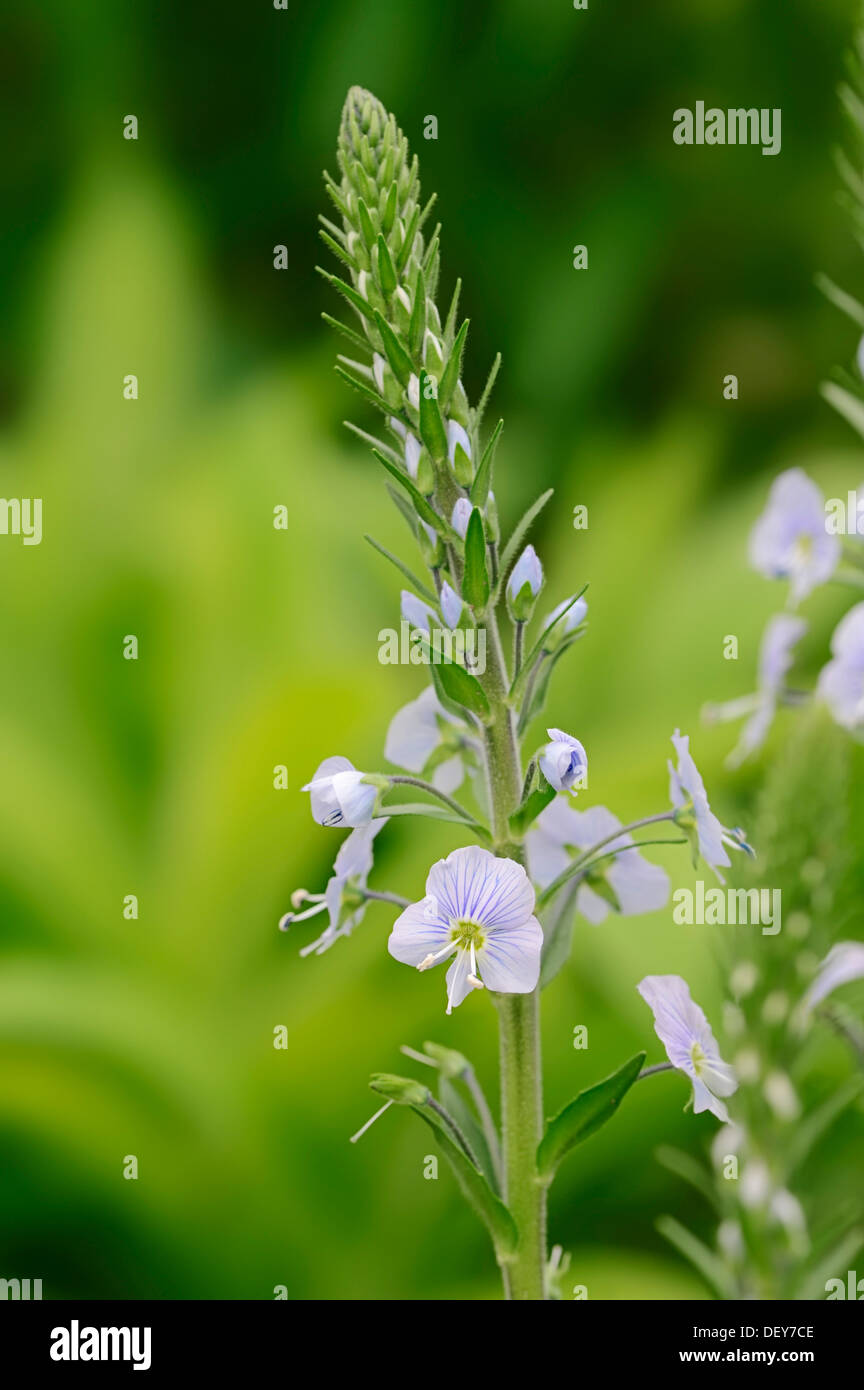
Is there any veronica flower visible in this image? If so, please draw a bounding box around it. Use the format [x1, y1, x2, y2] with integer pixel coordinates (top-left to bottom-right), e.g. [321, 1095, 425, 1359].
[384, 685, 466, 793]
[388, 845, 543, 1013]
[527, 801, 669, 924]
[400, 589, 437, 633]
[303, 756, 378, 828]
[538, 728, 588, 792]
[802, 941, 864, 1011]
[817, 601, 864, 732]
[447, 420, 471, 465]
[280, 820, 386, 955]
[637, 975, 738, 1122]
[748, 467, 840, 605]
[440, 580, 464, 629]
[451, 497, 473, 539]
[704, 614, 807, 766]
[544, 595, 588, 643]
[668, 729, 752, 882]
[404, 431, 421, 480]
[507, 545, 544, 619]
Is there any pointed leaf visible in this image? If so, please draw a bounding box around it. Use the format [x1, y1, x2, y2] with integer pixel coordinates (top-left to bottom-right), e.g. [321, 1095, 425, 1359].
[371, 448, 449, 533]
[656, 1216, 737, 1300]
[439, 318, 469, 412]
[418, 370, 448, 463]
[496, 489, 554, 598]
[470, 419, 502, 506]
[364, 535, 438, 603]
[536, 1052, 646, 1181]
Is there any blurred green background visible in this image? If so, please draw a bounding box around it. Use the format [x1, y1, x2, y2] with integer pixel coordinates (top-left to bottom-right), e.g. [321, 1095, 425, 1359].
[1, 0, 863, 1300]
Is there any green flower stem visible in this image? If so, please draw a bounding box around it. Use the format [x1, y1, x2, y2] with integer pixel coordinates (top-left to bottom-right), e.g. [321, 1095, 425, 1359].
[537, 810, 677, 907]
[386, 775, 487, 832]
[481, 607, 547, 1301]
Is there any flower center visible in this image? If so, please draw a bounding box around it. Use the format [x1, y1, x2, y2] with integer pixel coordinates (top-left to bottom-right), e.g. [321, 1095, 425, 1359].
[450, 918, 485, 950]
[690, 1041, 706, 1077]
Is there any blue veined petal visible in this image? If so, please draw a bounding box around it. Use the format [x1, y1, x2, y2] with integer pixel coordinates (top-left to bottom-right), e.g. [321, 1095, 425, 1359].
[425, 845, 535, 929]
[478, 918, 543, 994]
[388, 896, 450, 966]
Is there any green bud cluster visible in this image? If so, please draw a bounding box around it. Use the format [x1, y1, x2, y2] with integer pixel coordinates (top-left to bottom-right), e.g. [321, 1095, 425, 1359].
[319, 87, 502, 544]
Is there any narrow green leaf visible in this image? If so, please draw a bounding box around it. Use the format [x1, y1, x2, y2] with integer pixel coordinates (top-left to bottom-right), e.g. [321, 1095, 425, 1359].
[364, 535, 438, 603]
[435, 658, 491, 720]
[317, 267, 374, 323]
[381, 181, 398, 235]
[409, 267, 427, 357]
[509, 784, 556, 837]
[396, 204, 420, 273]
[470, 419, 502, 506]
[786, 1076, 864, 1174]
[815, 272, 864, 329]
[357, 197, 376, 247]
[322, 312, 369, 353]
[463, 508, 490, 609]
[344, 420, 403, 467]
[334, 364, 389, 415]
[439, 1075, 499, 1193]
[376, 233, 398, 298]
[371, 448, 448, 533]
[794, 1228, 864, 1301]
[475, 352, 501, 428]
[439, 318, 469, 412]
[319, 228, 358, 272]
[536, 1052, 646, 1181]
[496, 488, 554, 598]
[654, 1146, 721, 1213]
[418, 370, 448, 463]
[373, 310, 413, 387]
[411, 1103, 517, 1260]
[656, 1216, 737, 1301]
[821, 380, 864, 440]
[510, 587, 588, 701]
[444, 277, 462, 343]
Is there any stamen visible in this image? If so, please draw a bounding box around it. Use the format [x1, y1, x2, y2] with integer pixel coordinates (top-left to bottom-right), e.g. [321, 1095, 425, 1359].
[279, 899, 329, 930]
[291, 888, 325, 910]
[418, 941, 458, 971]
[349, 1099, 394, 1144]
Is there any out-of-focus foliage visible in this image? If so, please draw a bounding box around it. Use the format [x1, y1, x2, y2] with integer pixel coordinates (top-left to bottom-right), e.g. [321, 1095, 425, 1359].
[0, 0, 862, 1299]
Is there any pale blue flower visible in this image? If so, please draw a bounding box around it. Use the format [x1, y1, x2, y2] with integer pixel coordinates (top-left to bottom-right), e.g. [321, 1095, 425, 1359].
[545, 594, 588, 636]
[401, 589, 438, 633]
[637, 974, 738, 1122]
[748, 468, 840, 605]
[668, 730, 752, 882]
[818, 601, 864, 732]
[280, 820, 386, 955]
[803, 941, 864, 1011]
[447, 420, 472, 465]
[538, 728, 588, 792]
[440, 580, 464, 629]
[507, 544, 543, 605]
[451, 497, 473, 538]
[303, 756, 378, 828]
[384, 686, 466, 793]
[404, 431, 421, 480]
[705, 614, 807, 766]
[388, 845, 543, 1013]
[527, 802, 669, 924]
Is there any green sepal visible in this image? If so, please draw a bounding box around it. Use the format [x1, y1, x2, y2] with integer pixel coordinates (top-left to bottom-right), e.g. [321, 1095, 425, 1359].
[369, 1073, 430, 1106]
[462, 507, 490, 609]
[536, 1052, 646, 1183]
[439, 1075, 500, 1193]
[418, 370, 448, 463]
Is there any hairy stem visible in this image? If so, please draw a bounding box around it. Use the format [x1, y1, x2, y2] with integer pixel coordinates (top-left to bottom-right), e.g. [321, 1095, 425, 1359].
[481, 607, 547, 1301]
